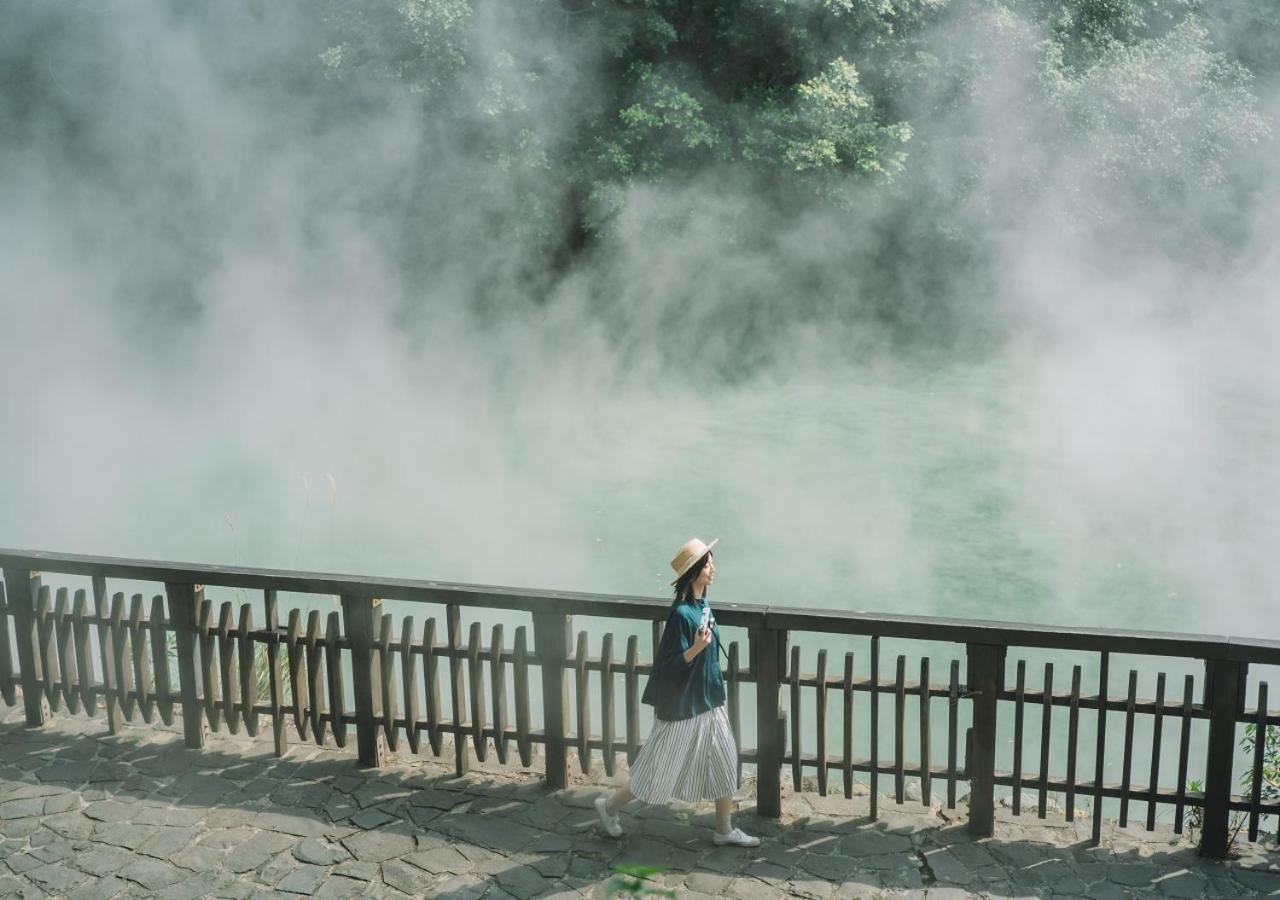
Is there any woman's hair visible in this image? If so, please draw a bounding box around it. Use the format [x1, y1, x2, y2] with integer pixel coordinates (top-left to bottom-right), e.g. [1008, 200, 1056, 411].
[672, 551, 712, 606]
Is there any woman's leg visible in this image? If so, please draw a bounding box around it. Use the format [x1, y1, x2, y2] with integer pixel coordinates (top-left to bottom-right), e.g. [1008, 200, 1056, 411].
[595, 782, 633, 838]
[711, 795, 758, 845]
[714, 796, 733, 834]
[606, 785, 635, 814]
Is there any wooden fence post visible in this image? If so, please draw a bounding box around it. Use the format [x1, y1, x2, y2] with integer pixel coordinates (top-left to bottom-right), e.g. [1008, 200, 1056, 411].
[92, 577, 123, 734]
[1200, 657, 1246, 858]
[966, 642, 1006, 837]
[342, 594, 386, 767]
[751, 625, 785, 818]
[533, 611, 570, 790]
[264, 589, 288, 757]
[165, 582, 206, 749]
[447, 605, 470, 776]
[3, 569, 50, 726]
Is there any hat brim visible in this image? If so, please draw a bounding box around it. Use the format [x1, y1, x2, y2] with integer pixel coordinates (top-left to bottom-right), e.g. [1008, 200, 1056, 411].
[672, 538, 718, 580]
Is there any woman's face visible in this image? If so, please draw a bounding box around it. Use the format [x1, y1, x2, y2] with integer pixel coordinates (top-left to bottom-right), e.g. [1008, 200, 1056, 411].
[693, 553, 715, 593]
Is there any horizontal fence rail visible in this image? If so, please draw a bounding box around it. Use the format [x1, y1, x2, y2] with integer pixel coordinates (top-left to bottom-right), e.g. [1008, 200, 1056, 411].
[1, 549, 1278, 858]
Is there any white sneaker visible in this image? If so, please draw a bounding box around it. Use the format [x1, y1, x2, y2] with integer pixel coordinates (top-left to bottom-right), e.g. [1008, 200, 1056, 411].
[712, 826, 760, 847]
[594, 796, 623, 838]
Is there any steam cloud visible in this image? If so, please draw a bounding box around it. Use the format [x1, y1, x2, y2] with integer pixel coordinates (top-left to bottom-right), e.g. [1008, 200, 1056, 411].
[1, 0, 1276, 637]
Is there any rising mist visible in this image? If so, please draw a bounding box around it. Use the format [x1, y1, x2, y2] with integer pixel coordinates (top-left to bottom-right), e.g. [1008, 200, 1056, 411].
[1, 0, 1277, 635]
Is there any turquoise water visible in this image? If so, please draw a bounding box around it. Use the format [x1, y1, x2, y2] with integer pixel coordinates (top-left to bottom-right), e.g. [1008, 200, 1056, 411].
[7, 352, 1278, 833]
[9, 346, 1273, 637]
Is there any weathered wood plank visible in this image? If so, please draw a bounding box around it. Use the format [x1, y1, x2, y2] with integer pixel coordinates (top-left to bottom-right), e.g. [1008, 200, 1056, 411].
[264, 590, 286, 756]
[287, 608, 309, 741]
[1039, 663, 1053, 819]
[218, 601, 241, 735]
[1091, 651, 1110, 845]
[164, 582, 203, 747]
[895, 654, 906, 805]
[816, 649, 828, 796]
[401, 615, 420, 754]
[73, 589, 99, 717]
[54, 588, 77, 714]
[111, 593, 135, 723]
[751, 625, 784, 818]
[0, 581, 15, 707]
[966, 642, 1006, 837]
[468, 621, 488, 763]
[843, 651, 854, 800]
[599, 633, 613, 776]
[515, 625, 533, 767]
[1249, 681, 1267, 842]
[1201, 658, 1245, 857]
[3, 573, 49, 727]
[423, 617, 443, 756]
[93, 578, 122, 732]
[325, 609, 348, 749]
[340, 595, 384, 766]
[947, 659, 959, 809]
[1145, 672, 1165, 831]
[130, 594, 154, 724]
[150, 594, 174, 726]
[37, 587, 58, 711]
[769, 606, 1244, 661]
[575, 630, 590, 775]
[1174, 674, 1193, 833]
[238, 604, 258, 737]
[920, 656, 932, 808]
[623, 634, 639, 767]
[12, 549, 1280, 667]
[870, 635, 880, 820]
[534, 612, 571, 789]
[1066, 665, 1081, 821]
[1119, 669, 1137, 827]
[728, 640, 742, 788]
[198, 595, 220, 732]
[447, 605, 468, 775]
[305, 610, 325, 743]
[1013, 660, 1025, 815]
[379, 612, 399, 752]
[790, 643, 802, 792]
[491, 624, 508, 765]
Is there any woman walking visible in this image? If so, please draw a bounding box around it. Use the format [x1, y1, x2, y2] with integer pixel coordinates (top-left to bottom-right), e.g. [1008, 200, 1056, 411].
[594, 538, 760, 847]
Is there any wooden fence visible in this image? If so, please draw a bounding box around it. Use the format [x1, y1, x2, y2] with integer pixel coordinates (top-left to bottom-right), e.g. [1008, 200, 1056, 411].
[1, 549, 1278, 859]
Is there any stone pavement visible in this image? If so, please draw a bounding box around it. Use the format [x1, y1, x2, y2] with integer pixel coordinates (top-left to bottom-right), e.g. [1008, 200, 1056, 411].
[1, 702, 1278, 899]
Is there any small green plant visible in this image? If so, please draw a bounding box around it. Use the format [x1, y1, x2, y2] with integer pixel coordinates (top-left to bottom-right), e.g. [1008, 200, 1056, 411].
[1184, 778, 1247, 853]
[1240, 723, 1280, 845]
[1184, 724, 1279, 853]
[1240, 724, 1280, 804]
[253, 645, 288, 699]
[165, 640, 286, 702]
[604, 864, 676, 898]
[1185, 778, 1203, 834]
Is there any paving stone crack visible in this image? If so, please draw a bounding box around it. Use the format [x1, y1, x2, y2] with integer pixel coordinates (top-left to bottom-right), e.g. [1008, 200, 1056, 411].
[913, 847, 938, 887]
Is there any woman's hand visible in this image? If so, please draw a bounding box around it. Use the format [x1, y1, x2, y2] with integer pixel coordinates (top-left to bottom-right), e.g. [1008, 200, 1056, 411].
[694, 624, 714, 650]
[683, 625, 713, 663]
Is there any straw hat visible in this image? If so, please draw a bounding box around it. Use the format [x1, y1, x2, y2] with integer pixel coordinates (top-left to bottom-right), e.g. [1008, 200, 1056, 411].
[670, 538, 718, 579]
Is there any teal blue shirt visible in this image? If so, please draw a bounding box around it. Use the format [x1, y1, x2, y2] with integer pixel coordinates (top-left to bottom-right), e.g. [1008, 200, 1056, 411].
[641, 596, 726, 721]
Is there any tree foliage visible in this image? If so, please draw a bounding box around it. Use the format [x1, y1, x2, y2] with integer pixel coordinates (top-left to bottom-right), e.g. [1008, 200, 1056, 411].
[8, 0, 1267, 324]
[305, 0, 1270, 283]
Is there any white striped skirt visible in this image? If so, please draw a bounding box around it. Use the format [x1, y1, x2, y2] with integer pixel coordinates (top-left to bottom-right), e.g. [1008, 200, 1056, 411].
[630, 706, 739, 804]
